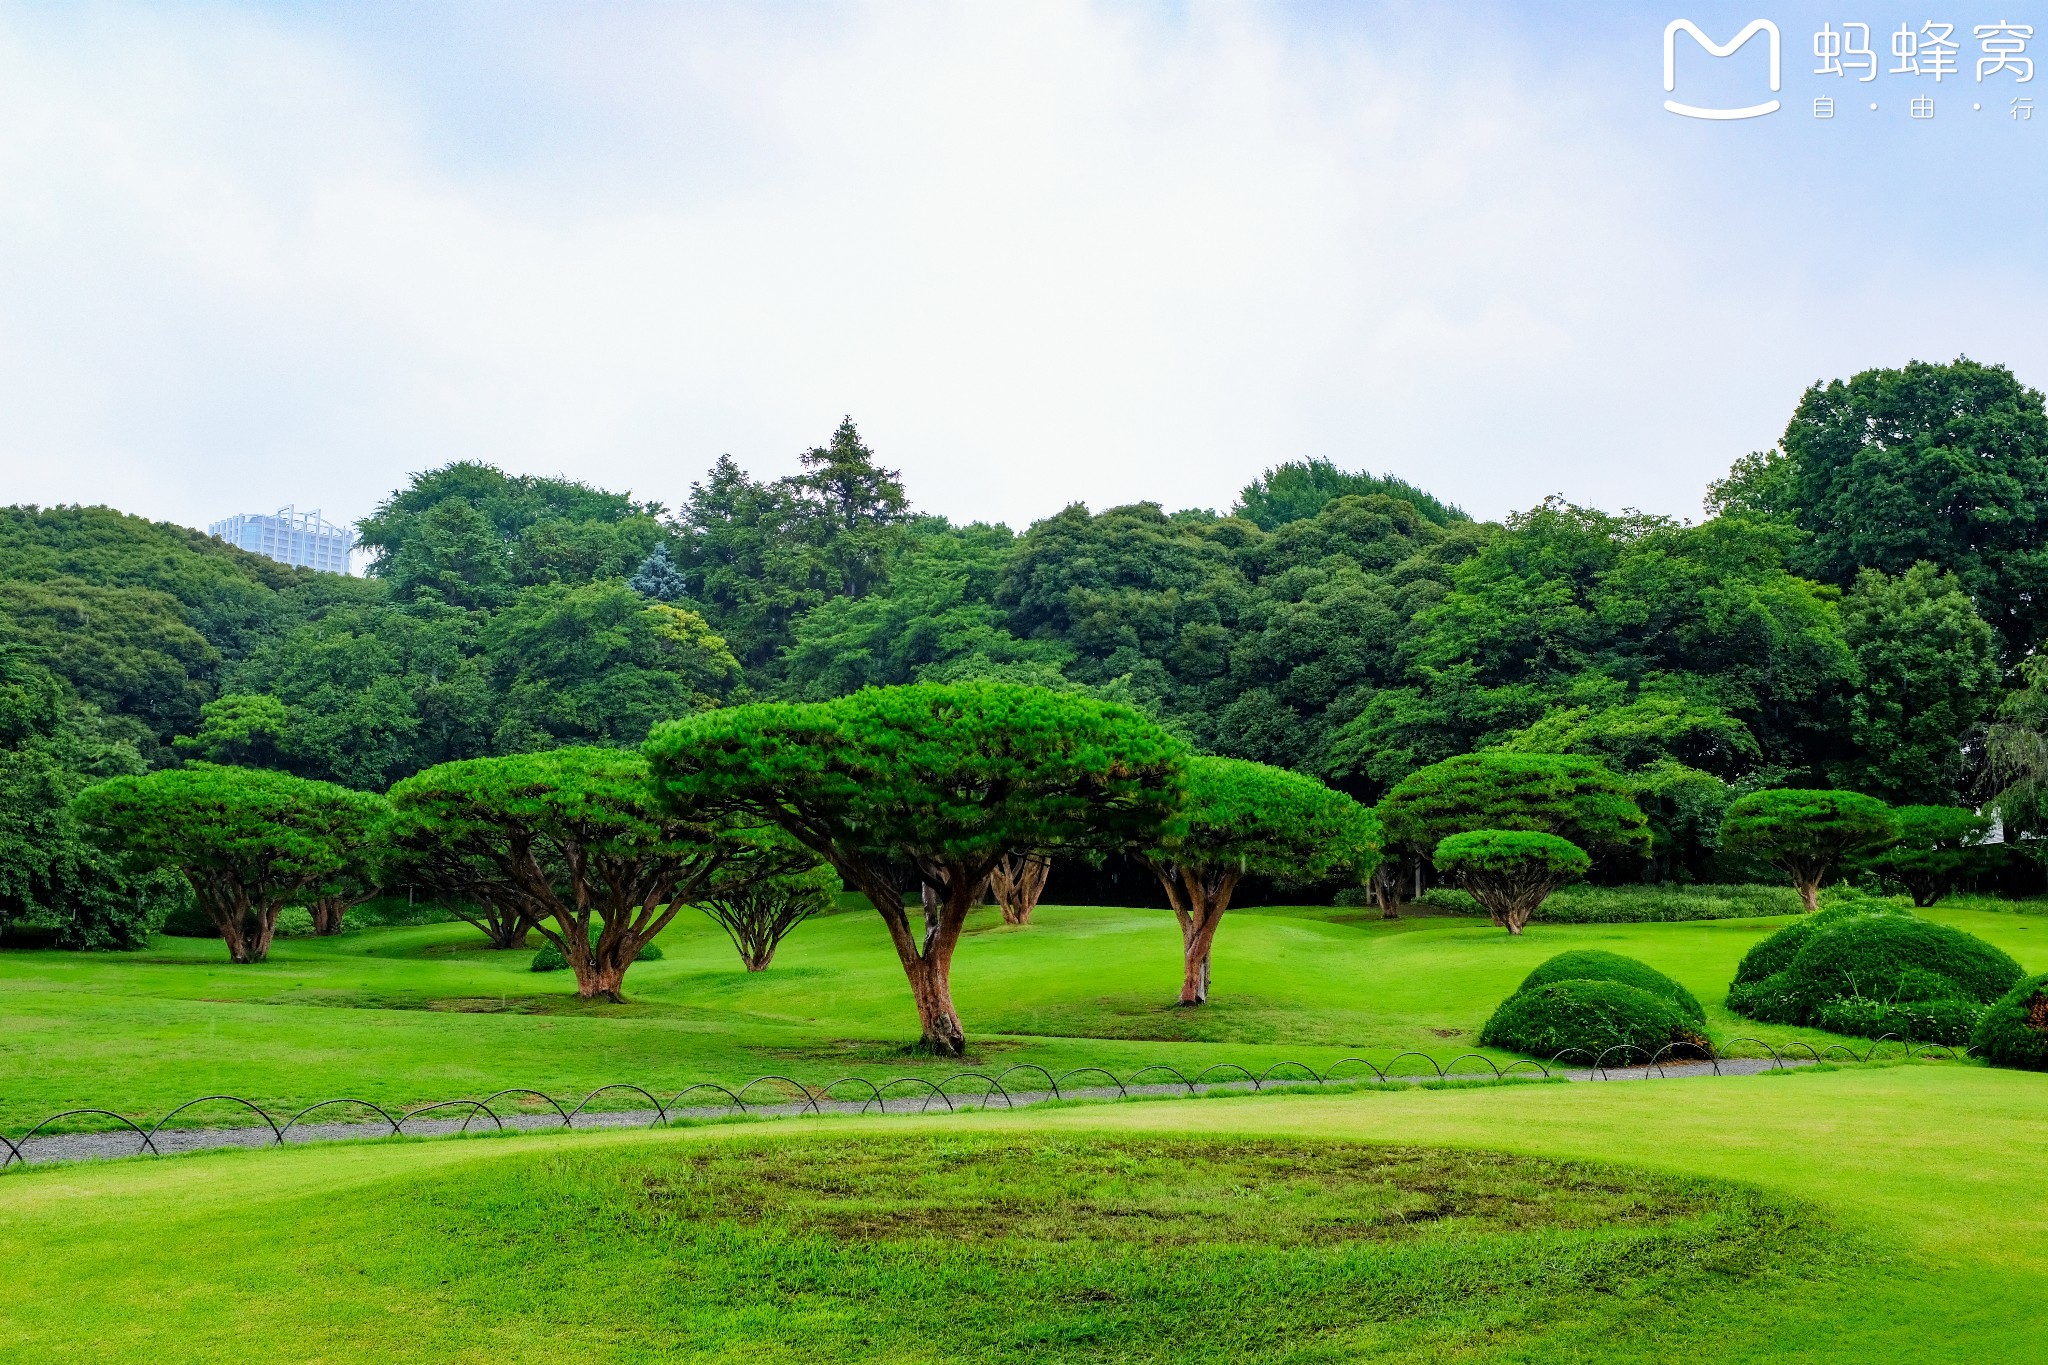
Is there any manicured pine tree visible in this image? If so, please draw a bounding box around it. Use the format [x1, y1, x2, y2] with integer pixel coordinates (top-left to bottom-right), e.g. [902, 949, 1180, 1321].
[644, 682, 1186, 1055]
[70, 765, 387, 964]
[1720, 788, 1898, 911]
[386, 747, 802, 1001]
[1140, 756, 1381, 1005]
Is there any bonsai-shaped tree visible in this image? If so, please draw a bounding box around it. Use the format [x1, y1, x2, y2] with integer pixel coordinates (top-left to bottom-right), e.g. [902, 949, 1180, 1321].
[1720, 788, 1897, 911]
[1432, 830, 1589, 935]
[387, 748, 800, 1001]
[1377, 753, 1650, 880]
[1857, 805, 1995, 907]
[1141, 756, 1381, 1005]
[645, 682, 1186, 1055]
[987, 853, 1052, 926]
[698, 861, 838, 971]
[70, 765, 386, 964]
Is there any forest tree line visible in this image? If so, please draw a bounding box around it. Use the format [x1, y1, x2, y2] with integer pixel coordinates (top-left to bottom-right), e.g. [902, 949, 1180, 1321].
[10, 356, 2048, 943]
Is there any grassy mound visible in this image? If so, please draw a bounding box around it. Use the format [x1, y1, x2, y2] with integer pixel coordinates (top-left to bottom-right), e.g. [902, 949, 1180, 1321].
[1513, 949, 1705, 1022]
[1480, 979, 1710, 1062]
[1971, 972, 2048, 1070]
[1726, 901, 2022, 1043]
[141, 1133, 1800, 1362]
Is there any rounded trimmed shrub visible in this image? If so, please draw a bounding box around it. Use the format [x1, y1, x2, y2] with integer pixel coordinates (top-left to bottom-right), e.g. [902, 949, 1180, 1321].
[1724, 903, 2021, 1041]
[532, 931, 663, 973]
[1970, 972, 2048, 1070]
[1513, 949, 1705, 1023]
[1479, 979, 1709, 1062]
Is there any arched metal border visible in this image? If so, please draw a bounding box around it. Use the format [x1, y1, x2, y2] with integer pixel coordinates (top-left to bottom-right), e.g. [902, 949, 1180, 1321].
[1443, 1054, 1502, 1081]
[936, 1073, 1013, 1110]
[10, 1110, 159, 1164]
[397, 1099, 504, 1134]
[480, 1089, 575, 1128]
[564, 1084, 663, 1127]
[1386, 1051, 1446, 1079]
[874, 1077, 952, 1113]
[1190, 1062, 1256, 1090]
[1054, 1067, 1127, 1098]
[279, 1098, 403, 1142]
[1, 1037, 1965, 1170]
[993, 1064, 1059, 1098]
[816, 1077, 887, 1115]
[1722, 1037, 1787, 1070]
[143, 1096, 283, 1150]
[1126, 1064, 1196, 1095]
[666, 1082, 747, 1116]
[733, 1076, 821, 1115]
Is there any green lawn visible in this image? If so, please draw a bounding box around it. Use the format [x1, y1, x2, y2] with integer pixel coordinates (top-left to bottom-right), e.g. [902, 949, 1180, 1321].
[2, 897, 2042, 1128]
[1, 1065, 2041, 1360]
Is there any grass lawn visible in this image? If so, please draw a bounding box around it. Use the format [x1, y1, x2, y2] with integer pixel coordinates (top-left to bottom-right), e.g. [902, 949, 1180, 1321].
[2, 897, 2042, 1128]
[1, 1064, 2041, 1361]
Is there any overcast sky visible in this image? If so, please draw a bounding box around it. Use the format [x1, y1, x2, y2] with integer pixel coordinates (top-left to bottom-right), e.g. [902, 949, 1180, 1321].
[2, 1, 2044, 535]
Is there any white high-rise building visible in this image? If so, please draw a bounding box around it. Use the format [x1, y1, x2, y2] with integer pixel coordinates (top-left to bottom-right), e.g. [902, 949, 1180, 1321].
[208, 506, 355, 574]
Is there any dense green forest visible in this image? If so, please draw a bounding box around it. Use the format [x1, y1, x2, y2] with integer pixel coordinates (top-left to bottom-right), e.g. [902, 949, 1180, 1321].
[10, 357, 2048, 938]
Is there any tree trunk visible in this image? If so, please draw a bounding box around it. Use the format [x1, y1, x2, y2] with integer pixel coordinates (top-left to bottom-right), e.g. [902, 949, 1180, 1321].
[857, 867, 985, 1056]
[1369, 862, 1402, 920]
[309, 895, 358, 936]
[217, 910, 277, 964]
[988, 854, 1051, 926]
[1796, 878, 1820, 913]
[1148, 860, 1239, 1007]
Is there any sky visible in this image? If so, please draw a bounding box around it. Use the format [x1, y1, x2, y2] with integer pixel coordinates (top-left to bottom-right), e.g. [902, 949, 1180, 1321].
[2, 1, 2045, 537]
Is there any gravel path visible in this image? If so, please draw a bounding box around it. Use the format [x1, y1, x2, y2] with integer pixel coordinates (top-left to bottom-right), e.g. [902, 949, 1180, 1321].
[2, 1056, 1802, 1169]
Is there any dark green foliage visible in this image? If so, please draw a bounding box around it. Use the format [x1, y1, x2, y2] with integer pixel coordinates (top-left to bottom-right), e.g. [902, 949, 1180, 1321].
[0, 641, 183, 949]
[358, 461, 664, 599]
[1856, 805, 1997, 907]
[1713, 358, 2048, 657]
[1837, 564, 2001, 803]
[1725, 903, 2022, 1042]
[1970, 972, 2048, 1070]
[173, 693, 288, 766]
[1513, 950, 1705, 1022]
[1416, 882, 1801, 923]
[645, 681, 1188, 1052]
[1144, 755, 1381, 1001]
[1233, 458, 1469, 529]
[1378, 752, 1650, 862]
[1720, 789, 1897, 909]
[69, 764, 387, 963]
[1479, 979, 1709, 1061]
[387, 747, 787, 1001]
[479, 581, 740, 752]
[534, 927, 663, 973]
[1432, 830, 1589, 934]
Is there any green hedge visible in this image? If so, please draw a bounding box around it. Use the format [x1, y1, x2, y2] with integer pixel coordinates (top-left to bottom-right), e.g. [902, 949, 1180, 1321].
[1725, 901, 2021, 1044]
[1512, 949, 1705, 1022]
[1971, 973, 2048, 1070]
[1416, 882, 1801, 923]
[1479, 979, 1709, 1062]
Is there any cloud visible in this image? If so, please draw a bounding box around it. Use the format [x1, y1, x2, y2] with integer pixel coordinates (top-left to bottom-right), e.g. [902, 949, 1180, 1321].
[0, 2, 2041, 535]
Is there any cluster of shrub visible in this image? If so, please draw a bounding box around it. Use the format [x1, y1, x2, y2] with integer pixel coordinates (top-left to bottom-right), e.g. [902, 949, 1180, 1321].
[1478, 892, 2048, 1071]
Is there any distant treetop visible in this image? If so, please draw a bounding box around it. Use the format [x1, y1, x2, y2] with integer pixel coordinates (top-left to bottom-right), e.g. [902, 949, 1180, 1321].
[1232, 458, 1469, 530]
